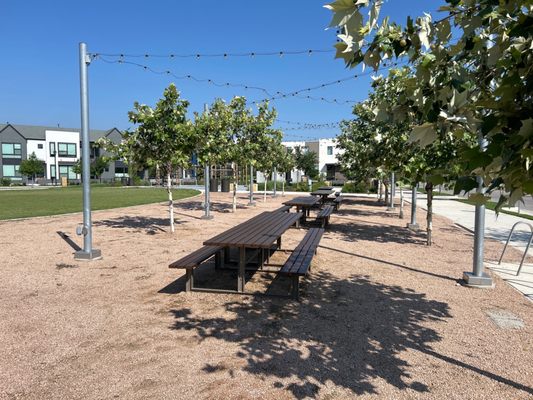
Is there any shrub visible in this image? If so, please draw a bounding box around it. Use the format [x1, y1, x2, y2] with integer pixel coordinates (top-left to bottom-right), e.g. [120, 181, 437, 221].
[1, 178, 12, 186]
[342, 181, 371, 193]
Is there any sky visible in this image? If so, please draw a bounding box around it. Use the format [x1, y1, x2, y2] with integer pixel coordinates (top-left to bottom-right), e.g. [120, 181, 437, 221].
[0, 0, 445, 141]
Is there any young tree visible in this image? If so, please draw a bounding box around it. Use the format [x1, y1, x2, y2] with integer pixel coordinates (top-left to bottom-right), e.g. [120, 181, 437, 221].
[19, 152, 44, 184]
[73, 156, 110, 183]
[101, 84, 192, 233]
[294, 146, 318, 180]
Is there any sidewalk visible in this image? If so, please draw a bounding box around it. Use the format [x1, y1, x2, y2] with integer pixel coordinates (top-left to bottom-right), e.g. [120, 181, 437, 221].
[410, 193, 533, 300]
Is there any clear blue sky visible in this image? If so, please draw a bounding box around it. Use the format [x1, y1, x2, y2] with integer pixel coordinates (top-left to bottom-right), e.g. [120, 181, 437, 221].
[0, 0, 444, 140]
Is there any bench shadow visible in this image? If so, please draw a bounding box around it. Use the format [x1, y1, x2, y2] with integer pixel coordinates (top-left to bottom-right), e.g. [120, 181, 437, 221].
[94, 216, 179, 235]
[168, 272, 451, 398]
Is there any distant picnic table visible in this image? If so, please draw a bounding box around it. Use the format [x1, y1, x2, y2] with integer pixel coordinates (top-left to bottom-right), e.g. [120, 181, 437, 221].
[310, 189, 335, 203]
[283, 196, 320, 222]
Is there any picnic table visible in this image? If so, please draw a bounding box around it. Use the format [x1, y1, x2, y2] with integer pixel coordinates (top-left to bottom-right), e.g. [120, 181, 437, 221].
[310, 189, 335, 203]
[283, 196, 320, 222]
[318, 186, 334, 191]
[203, 211, 302, 293]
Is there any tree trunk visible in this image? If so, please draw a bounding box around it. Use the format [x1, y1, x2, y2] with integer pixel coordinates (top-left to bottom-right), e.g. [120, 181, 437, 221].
[399, 181, 404, 219]
[167, 172, 175, 233]
[282, 179, 285, 197]
[426, 182, 433, 246]
[384, 183, 389, 206]
[378, 180, 382, 201]
[232, 164, 238, 213]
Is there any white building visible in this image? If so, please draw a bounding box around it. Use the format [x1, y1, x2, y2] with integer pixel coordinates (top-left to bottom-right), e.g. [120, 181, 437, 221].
[257, 138, 345, 184]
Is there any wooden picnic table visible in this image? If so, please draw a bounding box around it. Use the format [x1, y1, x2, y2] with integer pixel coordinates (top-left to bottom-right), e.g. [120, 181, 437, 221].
[318, 186, 334, 191]
[204, 211, 302, 293]
[282, 196, 320, 222]
[310, 189, 335, 203]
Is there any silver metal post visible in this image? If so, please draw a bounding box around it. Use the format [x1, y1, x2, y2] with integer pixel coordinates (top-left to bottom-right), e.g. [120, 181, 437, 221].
[407, 184, 419, 230]
[388, 172, 395, 210]
[463, 134, 493, 287]
[201, 104, 213, 220]
[75, 43, 100, 261]
[248, 164, 255, 206]
[273, 167, 277, 197]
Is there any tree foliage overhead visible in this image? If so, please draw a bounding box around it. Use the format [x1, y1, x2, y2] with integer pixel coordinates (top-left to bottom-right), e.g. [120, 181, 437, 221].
[326, 0, 533, 206]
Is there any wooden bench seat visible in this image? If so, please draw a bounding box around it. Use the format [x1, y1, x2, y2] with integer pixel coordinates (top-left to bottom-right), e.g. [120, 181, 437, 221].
[280, 228, 324, 299]
[316, 205, 334, 228]
[169, 245, 223, 291]
[334, 196, 343, 211]
[274, 205, 292, 213]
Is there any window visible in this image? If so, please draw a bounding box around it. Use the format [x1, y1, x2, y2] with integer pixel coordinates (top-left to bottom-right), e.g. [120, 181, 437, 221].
[2, 165, 21, 178]
[58, 143, 77, 157]
[59, 165, 77, 179]
[38, 144, 43, 149]
[50, 142, 56, 156]
[2, 143, 22, 158]
[327, 146, 333, 156]
[50, 165, 56, 178]
[115, 166, 129, 178]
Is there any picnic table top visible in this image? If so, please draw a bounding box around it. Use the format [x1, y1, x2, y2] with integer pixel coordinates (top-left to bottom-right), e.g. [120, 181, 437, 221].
[204, 211, 302, 249]
[282, 196, 320, 207]
[318, 186, 334, 190]
[310, 189, 334, 196]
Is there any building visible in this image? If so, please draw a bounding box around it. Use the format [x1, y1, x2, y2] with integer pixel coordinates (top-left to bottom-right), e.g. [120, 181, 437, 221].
[259, 138, 345, 184]
[0, 124, 123, 184]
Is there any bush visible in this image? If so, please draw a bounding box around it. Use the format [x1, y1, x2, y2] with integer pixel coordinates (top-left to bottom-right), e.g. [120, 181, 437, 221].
[342, 181, 371, 193]
[1, 178, 12, 186]
[257, 181, 284, 191]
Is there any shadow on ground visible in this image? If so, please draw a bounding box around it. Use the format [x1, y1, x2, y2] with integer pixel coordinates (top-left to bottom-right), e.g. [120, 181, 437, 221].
[174, 199, 248, 213]
[169, 272, 451, 398]
[94, 216, 180, 234]
[333, 220, 426, 245]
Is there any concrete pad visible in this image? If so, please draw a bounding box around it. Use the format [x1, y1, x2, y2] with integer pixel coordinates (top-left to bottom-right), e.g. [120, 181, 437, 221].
[486, 260, 533, 301]
[484, 308, 525, 329]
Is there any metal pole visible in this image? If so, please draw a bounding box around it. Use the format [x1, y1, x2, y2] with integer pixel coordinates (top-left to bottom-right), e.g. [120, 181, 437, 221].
[388, 172, 395, 209]
[273, 167, 277, 197]
[248, 164, 255, 205]
[407, 183, 419, 230]
[463, 134, 493, 287]
[75, 43, 100, 261]
[201, 104, 213, 220]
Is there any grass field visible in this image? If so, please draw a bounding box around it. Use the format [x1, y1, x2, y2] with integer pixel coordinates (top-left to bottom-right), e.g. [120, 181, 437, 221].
[0, 186, 200, 220]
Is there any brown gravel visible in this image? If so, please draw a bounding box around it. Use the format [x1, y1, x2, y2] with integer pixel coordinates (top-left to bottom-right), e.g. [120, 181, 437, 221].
[0, 192, 532, 400]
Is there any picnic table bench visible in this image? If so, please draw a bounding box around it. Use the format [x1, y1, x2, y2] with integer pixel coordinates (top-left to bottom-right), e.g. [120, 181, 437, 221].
[280, 228, 324, 299]
[275, 205, 292, 213]
[316, 205, 334, 228]
[283, 196, 320, 222]
[169, 245, 223, 292]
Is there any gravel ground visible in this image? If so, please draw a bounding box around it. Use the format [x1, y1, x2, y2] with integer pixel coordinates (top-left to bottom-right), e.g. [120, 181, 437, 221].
[0, 192, 532, 400]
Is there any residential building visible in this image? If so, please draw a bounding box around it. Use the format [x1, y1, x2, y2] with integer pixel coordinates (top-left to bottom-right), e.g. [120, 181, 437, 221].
[0, 124, 123, 184]
[257, 138, 345, 184]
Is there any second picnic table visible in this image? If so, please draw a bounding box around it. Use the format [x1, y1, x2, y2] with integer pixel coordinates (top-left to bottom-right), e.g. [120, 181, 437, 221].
[282, 196, 320, 222]
[310, 189, 335, 203]
[204, 211, 302, 293]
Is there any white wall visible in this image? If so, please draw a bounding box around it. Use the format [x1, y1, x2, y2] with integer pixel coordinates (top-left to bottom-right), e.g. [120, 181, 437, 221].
[26, 140, 46, 161]
[317, 138, 343, 176]
[45, 130, 80, 179]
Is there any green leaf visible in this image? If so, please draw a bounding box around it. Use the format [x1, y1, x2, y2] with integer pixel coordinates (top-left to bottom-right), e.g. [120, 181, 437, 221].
[409, 123, 437, 147]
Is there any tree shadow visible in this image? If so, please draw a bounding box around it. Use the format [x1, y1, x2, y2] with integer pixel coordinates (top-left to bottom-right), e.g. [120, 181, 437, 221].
[94, 216, 180, 235]
[334, 221, 426, 245]
[169, 272, 451, 398]
[174, 200, 248, 213]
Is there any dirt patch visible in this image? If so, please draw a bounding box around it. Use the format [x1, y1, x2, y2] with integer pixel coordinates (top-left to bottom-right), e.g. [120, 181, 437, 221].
[0, 193, 532, 399]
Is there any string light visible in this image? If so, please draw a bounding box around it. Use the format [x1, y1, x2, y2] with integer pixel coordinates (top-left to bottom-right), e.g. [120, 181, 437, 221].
[90, 49, 334, 60]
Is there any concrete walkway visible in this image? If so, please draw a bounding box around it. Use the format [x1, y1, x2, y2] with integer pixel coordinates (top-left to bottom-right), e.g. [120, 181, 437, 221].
[410, 193, 533, 300]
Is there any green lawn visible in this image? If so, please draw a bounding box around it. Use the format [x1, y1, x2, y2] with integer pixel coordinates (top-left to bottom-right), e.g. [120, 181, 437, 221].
[456, 199, 533, 221]
[0, 186, 200, 220]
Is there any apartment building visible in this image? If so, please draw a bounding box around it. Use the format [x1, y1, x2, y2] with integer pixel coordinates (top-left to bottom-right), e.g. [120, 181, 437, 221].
[0, 124, 123, 184]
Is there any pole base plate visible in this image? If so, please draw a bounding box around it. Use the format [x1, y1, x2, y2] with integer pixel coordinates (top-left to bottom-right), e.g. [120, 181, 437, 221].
[407, 223, 420, 231]
[386, 207, 395, 211]
[462, 271, 495, 288]
[200, 215, 214, 220]
[248, 201, 257, 206]
[74, 249, 102, 261]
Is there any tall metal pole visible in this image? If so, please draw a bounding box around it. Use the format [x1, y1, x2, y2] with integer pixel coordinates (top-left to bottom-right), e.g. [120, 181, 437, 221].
[75, 43, 100, 260]
[388, 172, 395, 209]
[248, 164, 255, 205]
[273, 167, 277, 197]
[463, 134, 493, 287]
[407, 183, 419, 230]
[201, 104, 213, 220]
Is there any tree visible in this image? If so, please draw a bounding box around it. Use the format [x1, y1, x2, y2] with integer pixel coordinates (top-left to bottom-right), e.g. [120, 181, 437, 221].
[73, 156, 110, 183]
[294, 146, 318, 180]
[101, 84, 192, 233]
[19, 152, 44, 184]
[274, 145, 295, 196]
[325, 0, 533, 209]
